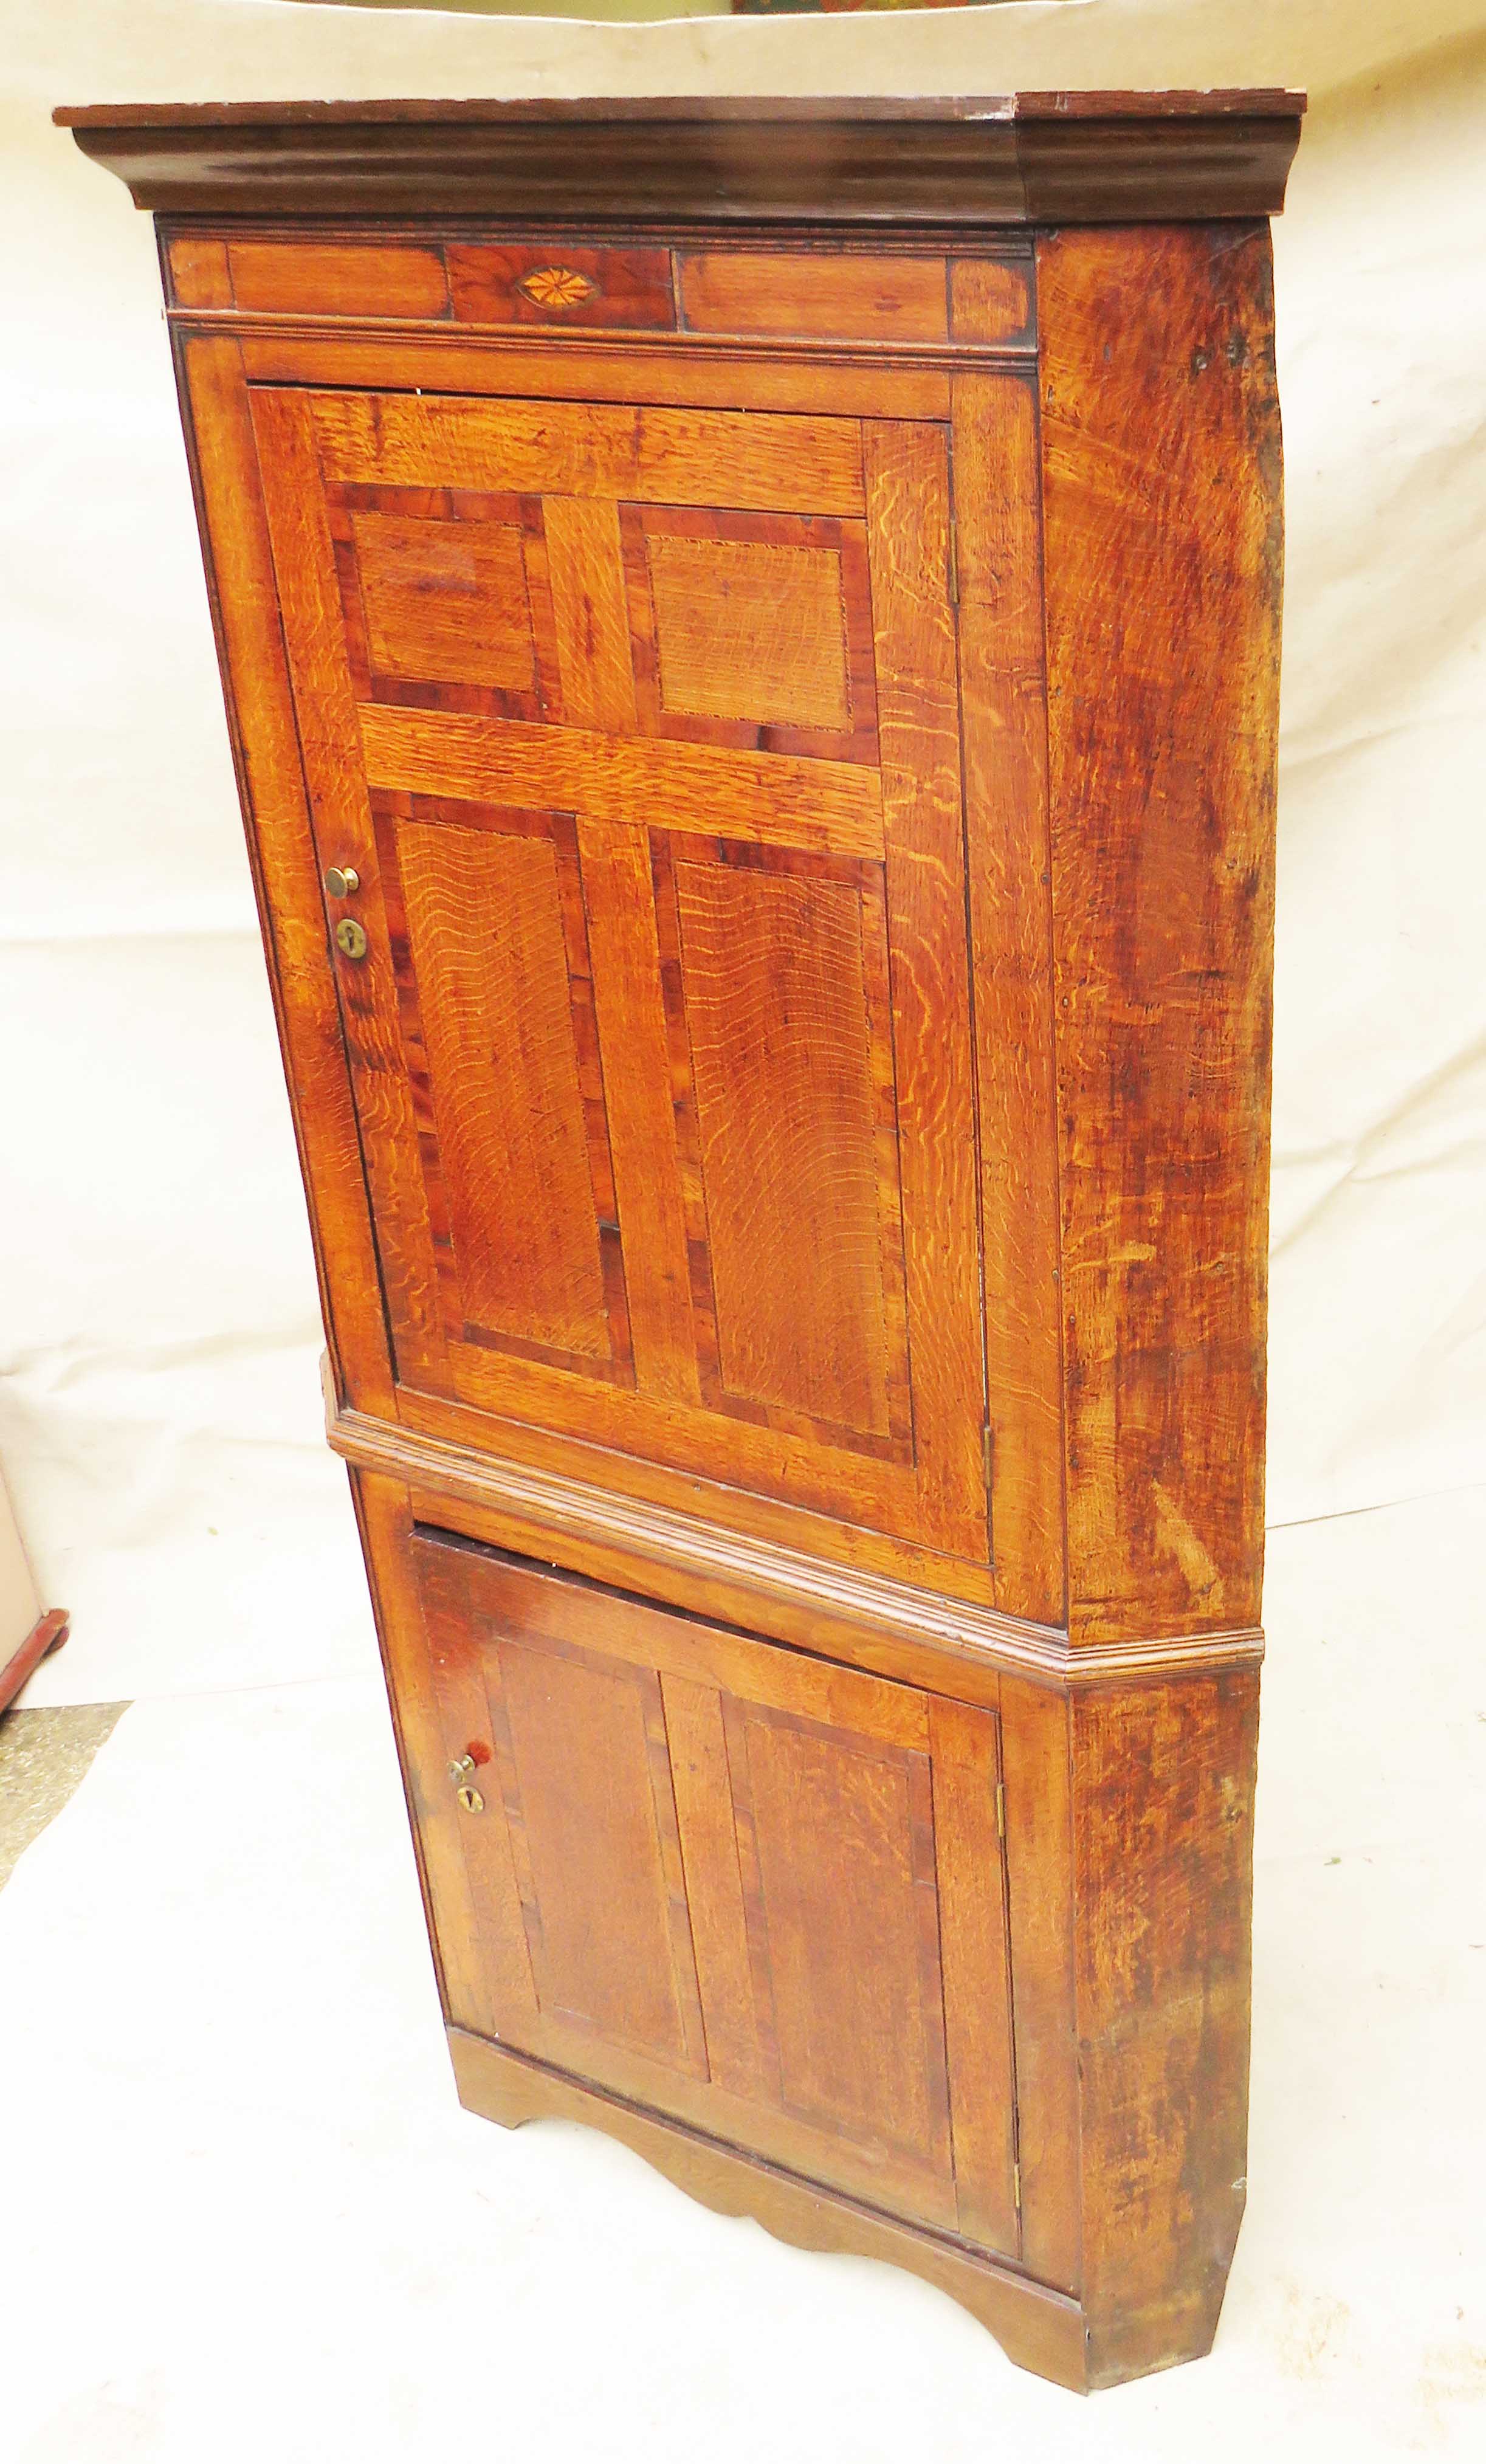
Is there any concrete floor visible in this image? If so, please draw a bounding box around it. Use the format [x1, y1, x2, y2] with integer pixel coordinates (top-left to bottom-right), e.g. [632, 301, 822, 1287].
[0, 1485, 1482, 2462]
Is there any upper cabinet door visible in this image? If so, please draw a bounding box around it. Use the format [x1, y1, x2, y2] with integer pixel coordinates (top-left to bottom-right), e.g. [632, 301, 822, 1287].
[250, 383, 987, 1562]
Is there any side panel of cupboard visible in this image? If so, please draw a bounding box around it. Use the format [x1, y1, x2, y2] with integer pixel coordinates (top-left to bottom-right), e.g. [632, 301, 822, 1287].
[175, 328, 1064, 1623]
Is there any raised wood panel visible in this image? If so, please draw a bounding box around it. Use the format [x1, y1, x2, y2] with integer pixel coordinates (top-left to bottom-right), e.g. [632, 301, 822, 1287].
[729, 1697, 952, 2173]
[673, 858, 900, 1444]
[385, 808, 625, 1376]
[404, 1530, 1017, 2245]
[351, 509, 537, 692]
[624, 504, 880, 766]
[649, 533, 848, 729]
[489, 1631, 709, 2074]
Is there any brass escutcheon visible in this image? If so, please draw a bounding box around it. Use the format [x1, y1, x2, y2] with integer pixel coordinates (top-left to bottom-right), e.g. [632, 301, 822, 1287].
[335, 917, 368, 960]
[456, 1783, 485, 1815]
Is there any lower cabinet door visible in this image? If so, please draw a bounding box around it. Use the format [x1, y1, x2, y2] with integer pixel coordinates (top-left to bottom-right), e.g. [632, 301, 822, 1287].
[403, 1525, 1020, 2254]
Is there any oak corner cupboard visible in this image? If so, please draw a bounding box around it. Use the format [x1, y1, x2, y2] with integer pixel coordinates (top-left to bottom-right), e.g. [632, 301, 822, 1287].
[57, 90, 1304, 2393]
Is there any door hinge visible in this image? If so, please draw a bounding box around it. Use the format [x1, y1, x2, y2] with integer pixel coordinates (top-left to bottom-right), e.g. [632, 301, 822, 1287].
[995, 1780, 1006, 1843]
[948, 516, 960, 607]
[1013, 2160, 1022, 2213]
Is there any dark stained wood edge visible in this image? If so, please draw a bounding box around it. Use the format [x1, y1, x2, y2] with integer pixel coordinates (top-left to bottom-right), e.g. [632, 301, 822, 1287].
[327, 1380, 1263, 1692]
[56, 95, 1307, 128]
[447, 2021, 1092, 2392]
[0, 1608, 70, 1716]
[55, 95, 1304, 227]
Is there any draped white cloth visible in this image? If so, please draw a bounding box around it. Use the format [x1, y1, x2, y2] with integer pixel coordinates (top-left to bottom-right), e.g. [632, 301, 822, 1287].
[4, 0, 1484, 1700]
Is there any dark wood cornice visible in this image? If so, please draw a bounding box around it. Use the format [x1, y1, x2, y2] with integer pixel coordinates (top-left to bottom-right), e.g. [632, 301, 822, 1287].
[54, 94, 1305, 229]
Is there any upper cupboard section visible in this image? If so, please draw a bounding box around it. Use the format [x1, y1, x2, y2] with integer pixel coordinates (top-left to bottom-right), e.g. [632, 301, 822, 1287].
[250, 378, 994, 1566]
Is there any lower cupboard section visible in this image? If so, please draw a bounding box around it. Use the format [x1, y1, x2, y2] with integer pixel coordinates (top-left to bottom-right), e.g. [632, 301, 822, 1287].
[396, 1521, 1021, 2257]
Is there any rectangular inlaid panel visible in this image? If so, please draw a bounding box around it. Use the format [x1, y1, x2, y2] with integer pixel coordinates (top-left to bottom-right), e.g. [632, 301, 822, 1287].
[406, 1532, 1017, 2246]
[487, 1633, 706, 2072]
[384, 807, 628, 1377]
[229, 239, 450, 320]
[729, 1699, 951, 2171]
[673, 859, 895, 1443]
[679, 250, 949, 343]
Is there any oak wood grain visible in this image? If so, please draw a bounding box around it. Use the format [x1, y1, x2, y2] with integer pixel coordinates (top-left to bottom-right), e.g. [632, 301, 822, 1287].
[863, 421, 988, 1563]
[1039, 224, 1281, 1649]
[450, 2025, 1089, 2392]
[1073, 1669, 1258, 2385]
[680, 250, 948, 343]
[250, 385, 449, 1395]
[360, 703, 884, 863]
[229, 238, 448, 319]
[237, 332, 955, 422]
[310, 389, 866, 518]
[953, 370, 1065, 1626]
[174, 339, 396, 1416]
[122, 155, 1296, 2391]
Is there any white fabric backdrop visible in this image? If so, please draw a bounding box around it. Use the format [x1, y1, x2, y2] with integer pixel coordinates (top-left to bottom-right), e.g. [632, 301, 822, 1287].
[4, 0, 1485, 1701]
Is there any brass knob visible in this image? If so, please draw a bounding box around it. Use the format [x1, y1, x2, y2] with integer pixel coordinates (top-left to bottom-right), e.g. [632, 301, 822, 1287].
[335, 917, 368, 960]
[324, 864, 359, 898]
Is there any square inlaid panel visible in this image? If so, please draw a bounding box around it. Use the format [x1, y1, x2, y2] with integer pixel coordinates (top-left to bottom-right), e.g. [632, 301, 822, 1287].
[328, 487, 563, 722]
[623, 506, 879, 763]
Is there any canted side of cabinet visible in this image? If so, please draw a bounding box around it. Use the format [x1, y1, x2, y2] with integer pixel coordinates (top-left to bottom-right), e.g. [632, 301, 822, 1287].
[63, 91, 1299, 2397]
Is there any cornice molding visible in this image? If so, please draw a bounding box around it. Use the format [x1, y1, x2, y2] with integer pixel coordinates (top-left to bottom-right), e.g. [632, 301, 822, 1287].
[55, 94, 1305, 229]
[327, 1395, 1264, 1691]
